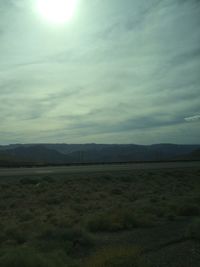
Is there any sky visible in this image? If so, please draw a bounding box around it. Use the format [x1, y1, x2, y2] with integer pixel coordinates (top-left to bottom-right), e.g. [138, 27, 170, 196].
[0, 0, 200, 144]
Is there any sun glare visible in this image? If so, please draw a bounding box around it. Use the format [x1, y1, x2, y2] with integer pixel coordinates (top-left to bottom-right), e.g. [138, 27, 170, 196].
[37, 0, 77, 24]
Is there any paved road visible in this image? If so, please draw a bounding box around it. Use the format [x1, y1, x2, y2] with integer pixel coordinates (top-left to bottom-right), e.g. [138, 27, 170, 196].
[0, 161, 199, 177]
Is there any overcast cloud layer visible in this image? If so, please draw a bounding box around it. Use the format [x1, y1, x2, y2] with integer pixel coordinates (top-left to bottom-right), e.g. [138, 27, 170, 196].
[0, 0, 200, 144]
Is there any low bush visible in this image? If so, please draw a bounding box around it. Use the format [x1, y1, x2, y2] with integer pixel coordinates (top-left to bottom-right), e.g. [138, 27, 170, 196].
[0, 247, 66, 267]
[185, 218, 200, 240]
[85, 246, 147, 267]
[20, 178, 40, 185]
[86, 209, 155, 233]
[177, 204, 200, 216]
[38, 226, 93, 256]
[5, 226, 27, 244]
[110, 189, 123, 195]
[43, 176, 55, 183]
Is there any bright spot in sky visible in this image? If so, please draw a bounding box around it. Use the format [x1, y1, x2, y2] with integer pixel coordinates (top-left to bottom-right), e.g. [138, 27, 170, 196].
[37, 0, 77, 24]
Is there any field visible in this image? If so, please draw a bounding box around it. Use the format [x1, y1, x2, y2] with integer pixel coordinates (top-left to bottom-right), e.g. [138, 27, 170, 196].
[0, 164, 200, 266]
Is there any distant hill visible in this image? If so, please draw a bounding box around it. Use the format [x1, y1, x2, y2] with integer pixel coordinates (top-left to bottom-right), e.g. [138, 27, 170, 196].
[57, 144, 200, 163]
[0, 152, 31, 167]
[2, 145, 70, 164]
[0, 153, 16, 163]
[190, 149, 200, 159]
[177, 148, 200, 161]
[0, 143, 199, 166]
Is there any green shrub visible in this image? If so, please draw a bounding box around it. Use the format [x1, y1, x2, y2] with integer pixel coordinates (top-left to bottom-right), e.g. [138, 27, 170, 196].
[18, 211, 33, 222]
[185, 218, 200, 240]
[20, 178, 40, 185]
[119, 175, 133, 183]
[110, 189, 123, 195]
[85, 246, 147, 267]
[45, 196, 62, 205]
[38, 226, 93, 255]
[0, 247, 63, 267]
[43, 176, 55, 183]
[0, 232, 6, 244]
[5, 226, 27, 244]
[177, 204, 200, 216]
[87, 212, 130, 232]
[86, 209, 154, 233]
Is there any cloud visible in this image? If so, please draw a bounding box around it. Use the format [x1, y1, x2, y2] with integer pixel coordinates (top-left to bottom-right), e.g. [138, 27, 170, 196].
[184, 115, 200, 122]
[0, 0, 200, 144]
[170, 47, 200, 66]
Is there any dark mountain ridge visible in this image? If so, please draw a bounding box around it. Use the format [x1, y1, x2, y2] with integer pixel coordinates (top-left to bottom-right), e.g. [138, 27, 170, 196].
[0, 143, 200, 166]
[1, 145, 70, 164]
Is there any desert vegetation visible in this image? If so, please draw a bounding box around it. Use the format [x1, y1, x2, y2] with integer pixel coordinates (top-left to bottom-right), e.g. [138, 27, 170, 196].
[0, 167, 199, 266]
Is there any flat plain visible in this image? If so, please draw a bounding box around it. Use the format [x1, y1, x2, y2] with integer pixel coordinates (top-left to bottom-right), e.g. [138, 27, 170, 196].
[0, 161, 199, 176]
[0, 163, 200, 266]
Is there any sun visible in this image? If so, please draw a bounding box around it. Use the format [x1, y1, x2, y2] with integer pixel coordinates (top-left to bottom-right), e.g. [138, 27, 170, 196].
[37, 0, 77, 24]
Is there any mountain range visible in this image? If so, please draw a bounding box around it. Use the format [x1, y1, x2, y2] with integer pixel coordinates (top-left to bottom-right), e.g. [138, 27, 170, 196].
[0, 143, 200, 166]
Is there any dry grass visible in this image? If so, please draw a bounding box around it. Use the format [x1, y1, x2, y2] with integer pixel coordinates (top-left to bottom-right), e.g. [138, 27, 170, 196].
[0, 167, 199, 266]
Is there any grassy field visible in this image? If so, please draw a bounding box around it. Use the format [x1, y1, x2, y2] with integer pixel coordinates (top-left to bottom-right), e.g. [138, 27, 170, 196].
[0, 167, 200, 266]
